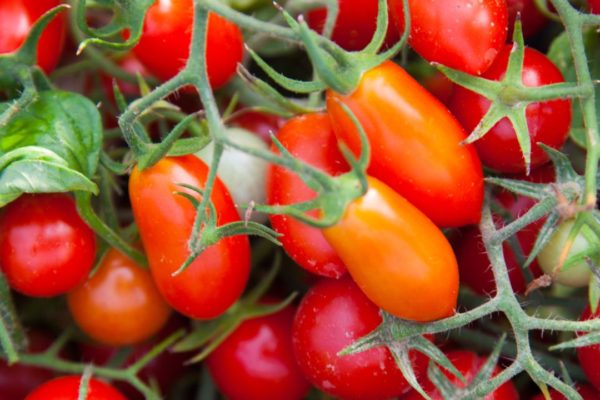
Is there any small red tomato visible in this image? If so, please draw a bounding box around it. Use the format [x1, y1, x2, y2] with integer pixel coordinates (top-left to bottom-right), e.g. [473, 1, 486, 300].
[306, 0, 399, 51]
[207, 302, 311, 400]
[0, 0, 66, 73]
[267, 113, 348, 279]
[230, 108, 286, 144]
[390, 0, 508, 75]
[449, 45, 571, 173]
[0, 194, 96, 297]
[25, 376, 126, 400]
[401, 350, 519, 400]
[68, 248, 172, 346]
[132, 0, 243, 89]
[531, 385, 600, 400]
[506, 0, 548, 38]
[577, 306, 600, 392]
[590, 0, 600, 14]
[293, 277, 428, 400]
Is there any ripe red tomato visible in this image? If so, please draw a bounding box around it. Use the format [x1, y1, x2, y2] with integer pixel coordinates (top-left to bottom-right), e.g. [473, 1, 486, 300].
[25, 376, 126, 400]
[132, 0, 243, 89]
[327, 60, 484, 228]
[68, 248, 172, 346]
[531, 385, 600, 400]
[293, 277, 428, 400]
[0, 194, 96, 297]
[306, 0, 399, 51]
[449, 45, 571, 173]
[207, 302, 311, 400]
[0, 0, 66, 73]
[129, 155, 250, 320]
[390, 0, 507, 75]
[577, 306, 600, 392]
[230, 108, 286, 144]
[589, 0, 600, 14]
[506, 0, 548, 38]
[401, 350, 519, 400]
[266, 113, 348, 279]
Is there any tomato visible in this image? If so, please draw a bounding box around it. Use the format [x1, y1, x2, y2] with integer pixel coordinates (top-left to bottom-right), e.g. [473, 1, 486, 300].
[0, 194, 96, 297]
[25, 376, 126, 400]
[267, 113, 348, 279]
[401, 350, 519, 400]
[67, 248, 172, 346]
[327, 61, 484, 228]
[100, 53, 149, 101]
[423, 71, 454, 106]
[577, 306, 600, 392]
[129, 155, 250, 319]
[306, 0, 399, 51]
[230, 108, 286, 144]
[0, 0, 66, 73]
[537, 220, 597, 288]
[293, 277, 428, 400]
[531, 385, 600, 400]
[207, 302, 311, 400]
[506, 0, 548, 38]
[132, 0, 243, 89]
[390, 0, 507, 75]
[449, 45, 571, 173]
[589, 0, 600, 14]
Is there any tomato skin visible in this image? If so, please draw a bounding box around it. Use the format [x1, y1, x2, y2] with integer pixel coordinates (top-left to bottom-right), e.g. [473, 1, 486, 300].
[267, 113, 348, 279]
[531, 385, 600, 400]
[506, 0, 548, 38]
[25, 376, 126, 400]
[67, 248, 172, 346]
[129, 155, 251, 320]
[323, 176, 459, 322]
[132, 0, 243, 89]
[0, 194, 96, 297]
[293, 277, 428, 400]
[590, 0, 600, 14]
[449, 45, 571, 173]
[390, 0, 507, 75]
[0, 0, 66, 73]
[207, 303, 311, 400]
[327, 61, 484, 228]
[577, 306, 600, 392]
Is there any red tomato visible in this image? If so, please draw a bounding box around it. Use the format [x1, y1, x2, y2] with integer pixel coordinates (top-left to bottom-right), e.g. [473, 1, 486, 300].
[0, 194, 96, 297]
[25, 376, 126, 400]
[401, 350, 519, 400]
[207, 303, 311, 400]
[506, 0, 548, 38]
[230, 108, 286, 144]
[449, 45, 571, 173]
[423, 71, 454, 105]
[577, 306, 600, 392]
[129, 155, 250, 320]
[306, 0, 399, 51]
[266, 113, 348, 279]
[68, 248, 172, 346]
[0, 0, 66, 73]
[590, 0, 600, 14]
[531, 385, 600, 400]
[327, 61, 484, 228]
[390, 0, 507, 75]
[100, 53, 149, 100]
[132, 0, 243, 89]
[293, 277, 428, 400]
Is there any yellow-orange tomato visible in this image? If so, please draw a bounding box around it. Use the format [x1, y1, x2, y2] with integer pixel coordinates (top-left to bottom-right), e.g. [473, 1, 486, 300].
[323, 177, 459, 322]
[68, 248, 171, 346]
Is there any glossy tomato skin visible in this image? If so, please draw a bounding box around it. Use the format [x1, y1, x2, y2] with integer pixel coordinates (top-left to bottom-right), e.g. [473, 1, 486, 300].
[449, 45, 571, 173]
[25, 376, 126, 400]
[577, 306, 600, 392]
[390, 0, 507, 75]
[129, 155, 250, 320]
[0, 0, 66, 73]
[590, 0, 600, 14]
[327, 61, 484, 228]
[401, 350, 519, 400]
[207, 303, 311, 400]
[323, 177, 459, 322]
[293, 277, 428, 400]
[68, 248, 172, 346]
[531, 385, 600, 400]
[506, 0, 548, 38]
[267, 113, 348, 279]
[306, 0, 399, 51]
[132, 0, 243, 89]
[0, 194, 96, 297]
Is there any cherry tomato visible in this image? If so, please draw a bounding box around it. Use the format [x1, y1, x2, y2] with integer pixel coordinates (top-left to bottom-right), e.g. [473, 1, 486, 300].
[207, 302, 311, 400]
[327, 61, 484, 228]
[0, 0, 66, 73]
[390, 0, 507, 75]
[401, 350, 519, 400]
[68, 248, 172, 346]
[506, 0, 548, 38]
[293, 277, 428, 400]
[229, 108, 286, 144]
[129, 155, 251, 319]
[0, 194, 96, 297]
[100, 53, 149, 100]
[449, 45, 571, 173]
[306, 0, 399, 51]
[132, 0, 243, 89]
[267, 113, 349, 279]
[589, 0, 600, 14]
[25, 376, 126, 400]
[577, 306, 600, 392]
[531, 385, 600, 400]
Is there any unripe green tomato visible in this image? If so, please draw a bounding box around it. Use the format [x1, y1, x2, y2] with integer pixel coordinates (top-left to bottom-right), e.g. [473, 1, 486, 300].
[537, 220, 598, 287]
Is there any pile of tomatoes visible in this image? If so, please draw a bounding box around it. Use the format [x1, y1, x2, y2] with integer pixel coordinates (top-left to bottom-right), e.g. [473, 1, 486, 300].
[0, 0, 600, 399]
